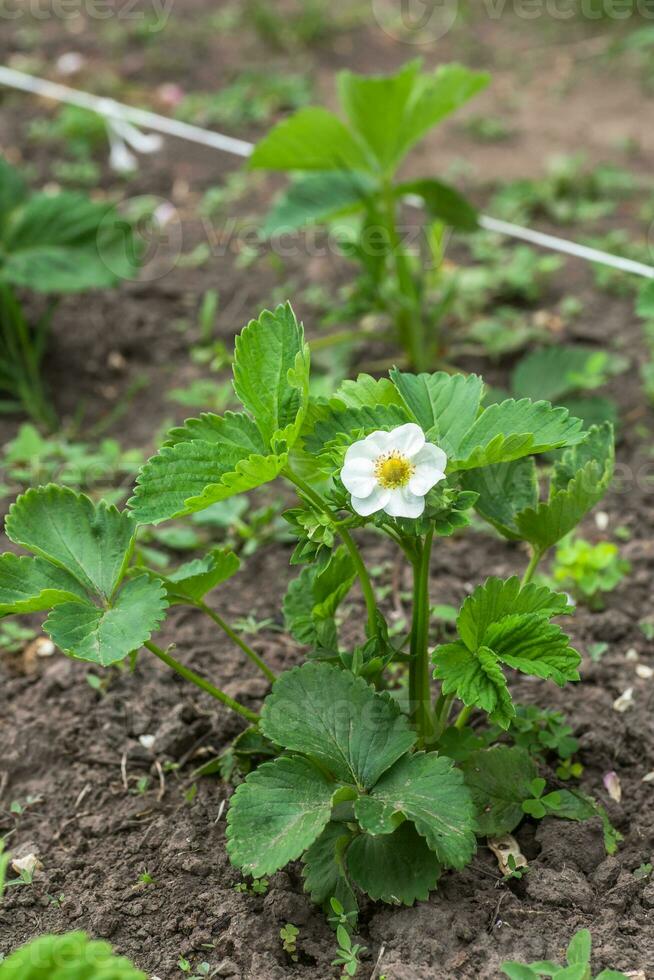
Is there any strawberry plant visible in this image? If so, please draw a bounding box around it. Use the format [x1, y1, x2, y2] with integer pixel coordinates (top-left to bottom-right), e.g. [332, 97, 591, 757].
[0, 303, 617, 918]
[250, 61, 489, 371]
[0, 157, 140, 427]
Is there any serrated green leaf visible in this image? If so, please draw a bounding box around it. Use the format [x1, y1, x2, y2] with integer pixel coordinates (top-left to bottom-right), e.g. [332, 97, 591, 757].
[302, 401, 410, 458]
[462, 457, 538, 540]
[226, 755, 336, 877]
[433, 643, 515, 729]
[232, 303, 310, 450]
[451, 399, 585, 471]
[397, 178, 478, 231]
[486, 615, 581, 686]
[262, 171, 372, 236]
[515, 423, 614, 552]
[354, 752, 476, 869]
[389, 369, 483, 457]
[334, 374, 404, 410]
[161, 548, 240, 604]
[129, 413, 286, 525]
[5, 486, 135, 599]
[249, 107, 370, 172]
[1, 192, 139, 292]
[0, 931, 147, 980]
[302, 822, 357, 915]
[346, 821, 441, 905]
[283, 547, 355, 651]
[261, 663, 416, 788]
[44, 575, 167, 666]
[462, 745, 537, 836]
[0, 554, 87, 614]
[457, 577, 571, 651]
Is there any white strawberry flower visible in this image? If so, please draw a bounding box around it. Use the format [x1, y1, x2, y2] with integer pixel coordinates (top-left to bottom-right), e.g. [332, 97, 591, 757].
[340, 423, 447, 519]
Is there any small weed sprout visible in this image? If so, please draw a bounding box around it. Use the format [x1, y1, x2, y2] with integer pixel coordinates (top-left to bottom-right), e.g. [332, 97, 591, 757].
[552, 536, 630, 610]
[502, 927, 629, 979]
[280, 923, 300, 962]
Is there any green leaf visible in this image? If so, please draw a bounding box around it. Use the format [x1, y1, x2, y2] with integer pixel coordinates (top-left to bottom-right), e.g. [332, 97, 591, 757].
[303, 401, 410, 459]
[226, 755, 336, 877]
[462, 457, 538, 540]
[484, 615, 580, 686]
[566, 929, 591, 966]
[334, 374, 405, 410]
[636, 279, 654, 319]
[0, 931, 147, 979]
[462, 746, 537, 836]
[511, 346, 622, 403]
[354, 752, 476, 869]
[451, 399, 585, 471]
[129, 413, 286, 525]
[161, 548, 240, 604]
[283, 547, 356, 651]
[397, 178, 478, 231]
[249, 107, 370, 172]
[232, 303, 310, 450]
[389, 370, 483, 457]
[260, 663, 416, 788]
[501, 964, 540, 980]
[5, 486, 135, 599]
[346, 821, 441, 905]
[514, 423, 614, 552]
[302, 822, 357, 915]
[262, 171, 372, 236]
[0, 554, 87, 614]
[0, 192, 139, 292]
[0, 158, 28, 233]
[456, 577, 571, 651]
[337, 62, 488, 174]
[433, 643, 516, 729]
[337, 60, 422, 173]
[44, 575, 167, 666]
[396, 63, 490, 163]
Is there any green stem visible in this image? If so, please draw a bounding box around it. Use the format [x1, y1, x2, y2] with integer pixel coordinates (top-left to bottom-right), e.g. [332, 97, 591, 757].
[409, 529, 434, 742]
[433, 692, 455, 736]
[284, 469, 379, 637]
[454, 705, 473, 730]
[381, 183, 426, 373]
[521, 547, 544, 586]
[198, 601, 276, 683]
[145, 641, 259, 724]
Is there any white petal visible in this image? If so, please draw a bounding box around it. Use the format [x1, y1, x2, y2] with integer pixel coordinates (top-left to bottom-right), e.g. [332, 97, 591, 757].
[385, 423, 425, 458]
[409, 443, 448, 495]
[343, 430, 391, 466]
[341, 456, 376, 497]
[384, 487, 425, 519]
[351, 486, 390, 517]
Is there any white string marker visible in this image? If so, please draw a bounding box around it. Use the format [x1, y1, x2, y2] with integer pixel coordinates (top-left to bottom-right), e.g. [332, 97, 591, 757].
[1, 65, 653, 281]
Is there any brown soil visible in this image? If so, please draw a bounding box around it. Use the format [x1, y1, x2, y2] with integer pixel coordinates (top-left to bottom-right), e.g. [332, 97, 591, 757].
[1, 3, 654, 978]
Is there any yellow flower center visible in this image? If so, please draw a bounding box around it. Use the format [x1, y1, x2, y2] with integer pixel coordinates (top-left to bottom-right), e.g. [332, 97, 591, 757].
[375, 451, 414, 489]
